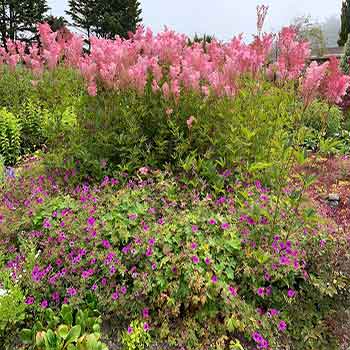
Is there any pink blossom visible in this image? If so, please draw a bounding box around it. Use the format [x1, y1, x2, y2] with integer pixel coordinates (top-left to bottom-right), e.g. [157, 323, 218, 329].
[186, 116, 196, 129]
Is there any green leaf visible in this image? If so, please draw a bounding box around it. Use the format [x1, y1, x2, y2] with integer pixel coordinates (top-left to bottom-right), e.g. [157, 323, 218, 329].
[61, 304, 73, 325]
[66, 325, 81, 344]
[20, 329, 33, 344]
[57, 324, 70, 339]
[44, 329, 57, 347]
[248, 162, 272, 172]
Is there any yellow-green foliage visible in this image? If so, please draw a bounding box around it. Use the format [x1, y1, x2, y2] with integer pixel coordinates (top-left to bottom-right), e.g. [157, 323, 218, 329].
[121, 320, 151, 350]
[0, 108, 21, 165]
[0, 271, 26, 332]
[18, 99, 47, 153]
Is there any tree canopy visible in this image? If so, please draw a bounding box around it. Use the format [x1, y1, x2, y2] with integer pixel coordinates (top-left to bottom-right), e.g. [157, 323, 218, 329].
[0, 0, 49, 46]
[66, 0, 142, 39]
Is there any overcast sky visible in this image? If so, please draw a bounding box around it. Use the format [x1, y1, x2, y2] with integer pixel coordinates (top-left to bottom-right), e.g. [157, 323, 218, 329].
[48, 0, 343, 40]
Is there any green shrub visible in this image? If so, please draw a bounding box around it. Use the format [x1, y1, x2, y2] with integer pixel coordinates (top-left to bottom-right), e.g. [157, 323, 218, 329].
[0, 67, 34, 114]
[0, 108, 21, 165]
[20, 305, 108, 350]
[0, 270, 26, 349]
[341, 34, 350, 74]
[121, 320, 151, 350]
[17, 99, 48, 153]
[303, 100, 343, 136]
[2, 161, 348, 349]
[48, 79, 303, 188]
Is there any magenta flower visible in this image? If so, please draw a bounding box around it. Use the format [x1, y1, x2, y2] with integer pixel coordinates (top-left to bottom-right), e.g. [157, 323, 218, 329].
[252, 332, 264, 343]
[87, 216, 95, 226]
[25, 296, 35, 305]
[191, 242, 197, 250]
[204, 257, 211, 265]
[121, 286, 127, 295]
[43, 218, 51, 229]
[264, 272, 271, 281]
[127, 326, 133, 334]
[157, 217, 165, 225]
[268, 308, 279, 317]
[41, 300, 48, 308]
[143, 308, 149, 318]
[278, 320, 287, 332]
[143, 323, 150, 331]
[287, 289, 296, 298]
[51, 292, 60, 302]
[192, 256, 199, 264]
[246, 217, 255, 225]
[279, 256, 291, 266]
[191, 225, 198, 233]
[257, 287, 265, 297]
[128, 213, 138, 220]
[208, 218, 217, 225]
[221, 222, 230, 230]
[112, 291, 119, 300]
[228, 286, 237, 297]
[102, 239, 111, 249]
[211, 275, 218, 283]
[146, 247, 153, 257]
[67, 287, 77, 297]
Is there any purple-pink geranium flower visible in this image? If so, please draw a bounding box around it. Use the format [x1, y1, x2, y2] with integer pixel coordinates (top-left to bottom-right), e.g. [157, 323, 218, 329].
[192, 255, 199, 264]
[287, 289, 296, 298]
[278, 320, 287, 332]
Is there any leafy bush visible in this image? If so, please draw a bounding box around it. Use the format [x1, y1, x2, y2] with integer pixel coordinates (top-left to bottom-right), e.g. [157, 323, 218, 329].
[0, 270, 26, 348]
[341, 34, 350, 75]
[20, 304, 108, 350]
[17, 99, 48, 153]
[303, 100, 343, 136]
[1, 162, 349, 349]
[49, 79, 303, 187]
[121, 320, 151, 350]
[0, 108, 21, 165]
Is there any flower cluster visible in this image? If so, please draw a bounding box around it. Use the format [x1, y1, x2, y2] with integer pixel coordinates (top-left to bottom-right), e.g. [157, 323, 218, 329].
[0, 19, 347, 106]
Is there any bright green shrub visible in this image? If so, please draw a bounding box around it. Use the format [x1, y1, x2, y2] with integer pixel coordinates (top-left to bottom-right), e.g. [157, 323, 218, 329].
[0, 108, 21, 165]
[20, 305, 108, 350]
[49, 79, 303, 187]
[17, 99, 48, 153]
[303, 100, 343, 136]
[121, 320, 151, 350]
[0, 155, 4, 184]
[0, 67, 34, 114]
[0, 270, 26, 349]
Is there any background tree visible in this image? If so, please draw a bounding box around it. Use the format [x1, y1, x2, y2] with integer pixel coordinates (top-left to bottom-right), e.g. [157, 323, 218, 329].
[338, 0, 350, 46]
[292, 15, 326, 56]
[0, 0, 49, 46]
[322, 15, 341, 47]
[94, 0, 142, 39]
[44, 15, 67, 32]
[65, 0, 97, 39]
[341, 34, 350, 73]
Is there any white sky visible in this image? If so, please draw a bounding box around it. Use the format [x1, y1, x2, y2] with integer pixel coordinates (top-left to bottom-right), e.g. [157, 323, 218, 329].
[48, 0, 343, 40]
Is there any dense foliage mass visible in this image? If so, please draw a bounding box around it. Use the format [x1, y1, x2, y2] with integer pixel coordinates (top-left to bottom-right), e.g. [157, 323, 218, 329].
[0, 9, 350, 350]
